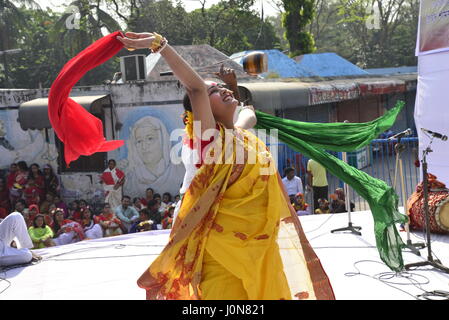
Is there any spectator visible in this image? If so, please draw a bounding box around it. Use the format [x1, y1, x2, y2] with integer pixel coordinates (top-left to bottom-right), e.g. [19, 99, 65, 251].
[81, 206, 103, 240]
[28, 163, 45, 200]
[147, 199, 162, 229]
[43, 164, 60, 196]
[114, 196, 139, 233]
[28, 204, 39, 223]
[52, 208, 85, 246]
[67, 200, 79, 220]
[329, 194, 346, 214]
[14, 199, 28, 216]
[71, 199, 87, 223]
[162, 204, 175, 229]
[130, 208, 154, 233]
[133, 197, 145, 211]
[174, 194, 180, 205]
[100, 159, 125, 210]
[95, 203, 126, 237]
[6, 163, 17, 194]
[291, 193, 310, 216]
[153, 193, 164, 213]
[22, 177, 40, 206]
[53, 195, 68, 218]
[307, 159, 329, 213]
[9, 161, 28, 205]
[140, 187, 154, 207]
[28, 214, 54, 249]
[0, 212, 38, 267]
[40, 192, 55, 214]
[328, 188, 355, 214]
[161, 192, 173, 212]
[282, 167, 303, 197]
[0, 178, 10, 219]
[315, 199, 330, 214]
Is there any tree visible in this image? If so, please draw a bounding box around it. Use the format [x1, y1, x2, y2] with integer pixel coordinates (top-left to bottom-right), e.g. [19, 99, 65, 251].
[188, 0, 280, 55]
[281, 0, 316, 57]
[0, 0, 40, 87]
[6, 8, 68, 89]
[336, 0, 418, 68]
[50, 0, 122, 85]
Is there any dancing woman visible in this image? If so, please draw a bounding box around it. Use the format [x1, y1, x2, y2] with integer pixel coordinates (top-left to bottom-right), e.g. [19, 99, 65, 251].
[117, 32, 334, 300]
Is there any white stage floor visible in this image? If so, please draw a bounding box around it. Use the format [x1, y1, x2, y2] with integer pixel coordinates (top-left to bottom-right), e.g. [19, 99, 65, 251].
[2, 210, 449, 300]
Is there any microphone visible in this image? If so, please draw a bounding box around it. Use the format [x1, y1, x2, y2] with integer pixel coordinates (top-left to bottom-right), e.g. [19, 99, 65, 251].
[388, 128, 412, 140]
[421, 128, 448, 141]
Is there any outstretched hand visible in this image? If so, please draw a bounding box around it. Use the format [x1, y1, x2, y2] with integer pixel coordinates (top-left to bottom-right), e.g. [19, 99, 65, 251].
[117, 32, 155, 50]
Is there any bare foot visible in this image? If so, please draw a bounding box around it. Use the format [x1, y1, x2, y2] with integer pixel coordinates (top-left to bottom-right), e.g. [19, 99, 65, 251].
[31, 251, 42, 261]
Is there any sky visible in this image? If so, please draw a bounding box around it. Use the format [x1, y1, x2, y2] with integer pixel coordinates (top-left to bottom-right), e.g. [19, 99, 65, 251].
[35, 0, 282, 17]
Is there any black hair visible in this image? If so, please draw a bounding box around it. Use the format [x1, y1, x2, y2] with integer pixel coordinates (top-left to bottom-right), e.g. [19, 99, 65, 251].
[147, 199, 159, 209]
[33, 214, 47, 228]
[146, 187, 154, 193]
[108, 159, 116, 165]
[17, 161, 28, 172]
[162, 192, 172, 203]
[183, 93, 192, 112]
[153, 193, 161, 199]
[140, 208, 150, 219]
[52, 209, 65, 235]
[133, 197, 140, 204]
[122, 195, 131, 201]
[284, 167, 295, 176]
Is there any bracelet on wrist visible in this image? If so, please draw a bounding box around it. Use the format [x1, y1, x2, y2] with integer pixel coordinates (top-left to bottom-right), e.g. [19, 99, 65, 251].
[150, 32, 168, 54]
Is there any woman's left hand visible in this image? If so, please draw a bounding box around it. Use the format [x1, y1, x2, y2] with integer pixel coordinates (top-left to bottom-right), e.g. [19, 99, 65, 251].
[215, 64, 237, 87]
[117, 32, 155, 50]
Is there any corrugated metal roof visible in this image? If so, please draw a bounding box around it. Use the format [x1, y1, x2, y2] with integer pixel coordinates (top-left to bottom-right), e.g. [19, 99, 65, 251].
[231, 50, 315, 78]
[293, 53, 369, 77]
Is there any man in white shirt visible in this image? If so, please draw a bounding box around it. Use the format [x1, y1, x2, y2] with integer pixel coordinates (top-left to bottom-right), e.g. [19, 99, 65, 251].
[0, 212, 40, 267]
[282, 167, 304, 196]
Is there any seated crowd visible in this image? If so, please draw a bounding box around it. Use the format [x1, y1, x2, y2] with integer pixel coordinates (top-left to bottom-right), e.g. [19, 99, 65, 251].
[0, 161, 179, 250]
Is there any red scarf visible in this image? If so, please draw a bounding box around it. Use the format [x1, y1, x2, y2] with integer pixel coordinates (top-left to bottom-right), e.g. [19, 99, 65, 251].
[48, 31, 125, 166]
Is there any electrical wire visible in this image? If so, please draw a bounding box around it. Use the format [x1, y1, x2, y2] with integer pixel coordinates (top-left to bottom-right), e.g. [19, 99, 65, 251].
[344, 259, 449, 300]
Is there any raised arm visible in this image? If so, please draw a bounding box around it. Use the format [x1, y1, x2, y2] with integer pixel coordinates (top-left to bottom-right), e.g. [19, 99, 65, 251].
[117, 32, 215, 134]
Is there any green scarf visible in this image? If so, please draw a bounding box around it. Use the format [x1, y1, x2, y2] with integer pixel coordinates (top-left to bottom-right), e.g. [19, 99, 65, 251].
[255, 101, 407, 272]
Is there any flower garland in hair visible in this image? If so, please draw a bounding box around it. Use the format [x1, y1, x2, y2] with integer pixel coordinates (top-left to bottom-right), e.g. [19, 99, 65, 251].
[183, 111, 194, 140]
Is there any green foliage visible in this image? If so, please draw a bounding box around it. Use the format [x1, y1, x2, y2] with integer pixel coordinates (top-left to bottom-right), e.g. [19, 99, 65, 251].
[281, 0, 316, 56]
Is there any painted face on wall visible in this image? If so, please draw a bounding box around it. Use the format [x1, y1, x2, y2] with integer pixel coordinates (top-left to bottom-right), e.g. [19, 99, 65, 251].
[135, 124, 163, 168]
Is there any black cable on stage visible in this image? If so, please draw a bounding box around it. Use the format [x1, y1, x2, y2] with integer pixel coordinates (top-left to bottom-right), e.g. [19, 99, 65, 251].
[344, 259, 449, 300]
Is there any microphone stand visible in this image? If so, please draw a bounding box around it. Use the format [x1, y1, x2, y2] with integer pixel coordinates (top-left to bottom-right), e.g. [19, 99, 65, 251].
[393, 136, 425, 256]
[331, 151, 362, 236]
[405, 137, 449, 273]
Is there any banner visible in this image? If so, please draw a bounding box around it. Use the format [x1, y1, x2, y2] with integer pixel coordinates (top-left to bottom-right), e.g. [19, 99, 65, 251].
[417, 0, 449, 55]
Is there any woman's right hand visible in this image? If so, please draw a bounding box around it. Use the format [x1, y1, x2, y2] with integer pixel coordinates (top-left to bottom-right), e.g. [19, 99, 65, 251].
[117, 32, 155, 50]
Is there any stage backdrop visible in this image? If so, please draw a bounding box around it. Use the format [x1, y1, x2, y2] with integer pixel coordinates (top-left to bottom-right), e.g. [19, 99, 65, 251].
[415, 0, 449, 185]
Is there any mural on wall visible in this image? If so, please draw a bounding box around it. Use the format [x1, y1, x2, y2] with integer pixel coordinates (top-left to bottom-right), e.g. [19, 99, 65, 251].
[0, 109, 56, 169]
[114, 105, 186, 198]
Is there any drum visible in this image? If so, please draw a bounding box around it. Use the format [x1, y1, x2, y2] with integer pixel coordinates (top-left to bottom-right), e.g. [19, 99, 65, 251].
[408, 190, 449, 234]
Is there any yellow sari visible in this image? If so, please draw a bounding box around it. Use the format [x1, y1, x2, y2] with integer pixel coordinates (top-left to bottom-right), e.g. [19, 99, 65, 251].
[137, 124, 334, 300]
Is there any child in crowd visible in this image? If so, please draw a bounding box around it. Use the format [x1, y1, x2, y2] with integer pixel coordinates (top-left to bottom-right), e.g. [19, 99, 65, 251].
[162, 204, 175, 229]
[95, 203, 126, 237]
[28, 214, 54, 249]
[315, 198, 330, 214]
[23, 177, 40, 206]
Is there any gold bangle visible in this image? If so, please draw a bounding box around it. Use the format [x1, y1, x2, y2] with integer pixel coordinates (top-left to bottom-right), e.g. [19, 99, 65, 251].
[150, 32, 163, 51]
